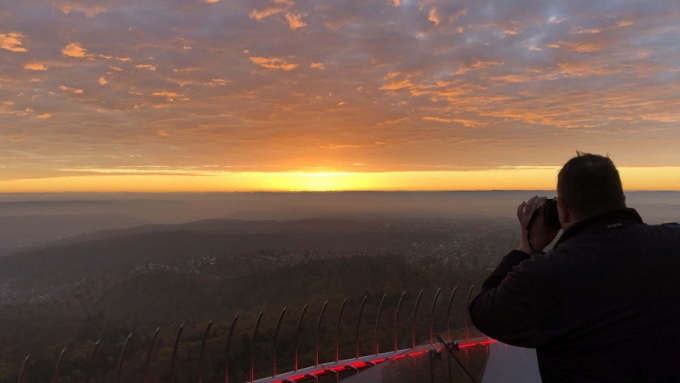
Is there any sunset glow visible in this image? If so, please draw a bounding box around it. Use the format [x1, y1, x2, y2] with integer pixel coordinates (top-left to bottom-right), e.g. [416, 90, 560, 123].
[1, 167, 678, 193]
[1, 1, 679, 192]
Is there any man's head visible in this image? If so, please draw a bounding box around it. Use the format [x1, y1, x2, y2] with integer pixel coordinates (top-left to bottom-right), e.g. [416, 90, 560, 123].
[556, 153, 626, 227]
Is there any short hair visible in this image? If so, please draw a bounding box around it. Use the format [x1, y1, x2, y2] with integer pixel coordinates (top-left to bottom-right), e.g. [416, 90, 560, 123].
[557, 152, 626, 220]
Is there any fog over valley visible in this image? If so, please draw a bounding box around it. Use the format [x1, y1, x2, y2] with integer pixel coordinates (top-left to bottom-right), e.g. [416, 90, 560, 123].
[0, 191, 677, 256]
[0, 191, 677, 382]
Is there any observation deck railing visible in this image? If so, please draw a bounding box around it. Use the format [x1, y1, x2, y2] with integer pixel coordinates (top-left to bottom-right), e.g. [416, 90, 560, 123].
[13, 285, 539, 383]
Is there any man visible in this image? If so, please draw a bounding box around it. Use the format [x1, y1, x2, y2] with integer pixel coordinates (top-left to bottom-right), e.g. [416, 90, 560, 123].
[469, 153, 680, 382]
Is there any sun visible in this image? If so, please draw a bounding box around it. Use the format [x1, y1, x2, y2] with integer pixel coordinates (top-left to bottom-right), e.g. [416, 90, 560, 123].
[261, 172, 375, 191]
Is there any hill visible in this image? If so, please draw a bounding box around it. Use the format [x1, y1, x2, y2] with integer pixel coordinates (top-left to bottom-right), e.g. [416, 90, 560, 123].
[0, 216, 515, 383]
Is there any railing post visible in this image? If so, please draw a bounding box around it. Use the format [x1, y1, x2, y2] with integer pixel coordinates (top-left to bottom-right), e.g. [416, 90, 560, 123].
[335, 299, 347, 363]
[375, 293, 387, 355]
[315, 301, 329, 367]
[250, 311, 264, 383]
[116, 332, 134, 383]
[393, 291, 406, 352]
[464, 285, 475, 340]
[85, 339, 100, 383]
[411, 289, 424, 348]
[355, 295, 368, 359]
[273, 307, 287, 377]
[224, 314, 239, 383]
[170, 323, 184, 383]
[198, 320, 213, 383]
[51, 347, 68, 383]
[17, 354, 30, 383]
[294, 305, 308, 371]
[144, 327, 161, 383]
[446, 286, 459, 341]
[429, 288, 442, 345]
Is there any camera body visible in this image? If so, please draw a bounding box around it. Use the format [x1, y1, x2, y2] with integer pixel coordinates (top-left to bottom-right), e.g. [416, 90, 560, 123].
[543, 198, 562, 229]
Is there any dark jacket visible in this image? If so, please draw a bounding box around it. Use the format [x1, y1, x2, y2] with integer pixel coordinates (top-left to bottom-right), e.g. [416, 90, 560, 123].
[469, 208, 680, 382]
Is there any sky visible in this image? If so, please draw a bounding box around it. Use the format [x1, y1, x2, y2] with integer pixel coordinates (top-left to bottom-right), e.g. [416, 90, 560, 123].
[1, 0, 679, 192]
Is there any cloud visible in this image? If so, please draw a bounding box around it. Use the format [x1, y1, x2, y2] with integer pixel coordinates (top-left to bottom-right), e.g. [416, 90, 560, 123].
[53, 1, 109, 17]
[62, 42, 88, 58]
[422, 116, 452, 123]
[560, 40, 604, 53]
[0, 32, 28, 52]
[250, 56, 299, 70]
[136, 64, 157, 71]
[641, 114, 680, 123]
[59, 85, 84, 94]
[285, 13, 307, 30]
[2, 0, 680, 182]
[24, 62, 48, 71]
[152, 91, 182, 101]
[37, 113, 52, 119]
[380, 72, 414, 91]
[249, 0, 294, 21]
[428, 7, 440, 26]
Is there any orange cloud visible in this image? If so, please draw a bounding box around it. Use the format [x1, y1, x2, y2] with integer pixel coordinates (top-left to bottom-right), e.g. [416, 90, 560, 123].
[249, 0, 294, 21]
[136, 64, 157, 71]
[250, 56, 299, 70]
[380, 72, 413, 91]
[310, 62, 325, 70]
[59, 85, 84, 94]
[641, 113, 680, 123]
[54, 1, 108, 17]
[0, 32, 27, 52]
[152, 91, 186, 102]
[285, 13, 307, 30]
[62, 42, 88, 57]
[428, 8, 440, 25]
[24, 62, 47, 71]
[561, 40, 603, 53]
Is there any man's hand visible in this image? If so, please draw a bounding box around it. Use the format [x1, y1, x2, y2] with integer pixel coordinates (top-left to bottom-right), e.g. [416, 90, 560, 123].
[517, 196, 560, 255]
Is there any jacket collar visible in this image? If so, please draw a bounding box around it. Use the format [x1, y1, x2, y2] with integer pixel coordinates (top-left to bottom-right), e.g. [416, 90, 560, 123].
[556, 208, 643, 246]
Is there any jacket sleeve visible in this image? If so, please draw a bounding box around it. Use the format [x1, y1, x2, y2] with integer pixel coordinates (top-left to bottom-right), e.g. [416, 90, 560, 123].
[468, 250, 558, 348]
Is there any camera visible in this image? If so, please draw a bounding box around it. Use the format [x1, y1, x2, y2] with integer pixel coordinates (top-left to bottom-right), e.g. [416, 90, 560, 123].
[543, 198, 562, 229]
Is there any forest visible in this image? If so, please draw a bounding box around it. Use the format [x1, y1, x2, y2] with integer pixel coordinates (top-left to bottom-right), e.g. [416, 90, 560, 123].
[0, 216, 516, 383]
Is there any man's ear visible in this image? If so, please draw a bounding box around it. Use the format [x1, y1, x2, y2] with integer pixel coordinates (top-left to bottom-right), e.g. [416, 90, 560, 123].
[557, 197, 571, 229]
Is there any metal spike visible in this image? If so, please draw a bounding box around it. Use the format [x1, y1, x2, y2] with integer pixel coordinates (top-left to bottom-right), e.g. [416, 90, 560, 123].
[375, 293, 387, 355]
[250, 311, 264, 383]
[411, 289, 424, 348]
[198, 320, 213, 383]
[51, 347, 68, 383]
[143, 327, 161, 383]
[446, 286, 459, 341]
[116, 332, 134, 383]
[393, 291, 406, 352]
[335, 299, 347, 363]
[224, 314, 239, 383]
[294, 305, 308, 372]
[272, 308, 287, 377]
[355, 295, 368, 359]
[170, 323, 185, 383]
[429, 288, 442, 345]
[314, 301, 329, 366]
